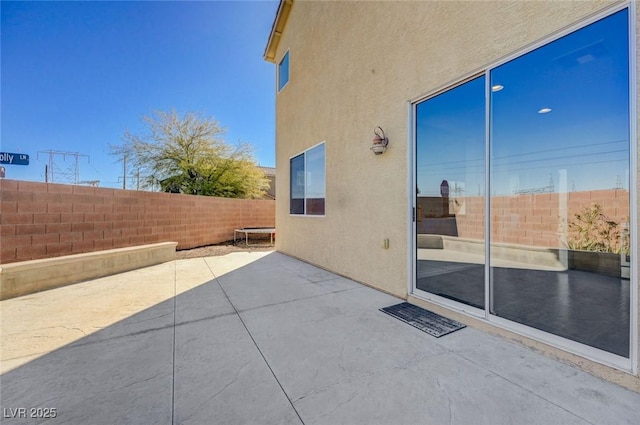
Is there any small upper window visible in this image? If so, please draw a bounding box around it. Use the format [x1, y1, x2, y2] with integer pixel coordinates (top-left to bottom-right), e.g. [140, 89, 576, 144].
[278, 51, 290, 92]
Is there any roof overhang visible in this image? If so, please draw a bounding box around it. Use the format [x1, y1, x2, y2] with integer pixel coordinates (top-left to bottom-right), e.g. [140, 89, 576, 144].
[263, 0, 293, 63]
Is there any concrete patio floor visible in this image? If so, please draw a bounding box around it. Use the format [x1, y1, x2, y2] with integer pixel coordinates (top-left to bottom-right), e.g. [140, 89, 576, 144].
[1, 251, 639, 424]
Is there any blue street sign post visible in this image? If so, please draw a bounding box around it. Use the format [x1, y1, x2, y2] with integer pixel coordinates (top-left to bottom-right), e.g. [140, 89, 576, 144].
[0, 152, 29, 166]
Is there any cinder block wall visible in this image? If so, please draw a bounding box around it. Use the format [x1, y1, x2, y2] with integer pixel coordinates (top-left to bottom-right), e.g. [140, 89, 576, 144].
[0, 179, 275, 264]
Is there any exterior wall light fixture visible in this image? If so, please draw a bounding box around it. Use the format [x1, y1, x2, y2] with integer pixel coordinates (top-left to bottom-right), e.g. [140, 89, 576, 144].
[371, 126, 388, 155]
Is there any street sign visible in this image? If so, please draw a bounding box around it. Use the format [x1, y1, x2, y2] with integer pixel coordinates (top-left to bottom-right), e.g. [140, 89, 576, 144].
[0, 152, 29, 165]
[440, 179, 449, 197]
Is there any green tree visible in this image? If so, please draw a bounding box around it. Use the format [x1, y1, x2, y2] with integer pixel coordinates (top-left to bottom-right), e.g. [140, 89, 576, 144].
[112, 109, 269, 198]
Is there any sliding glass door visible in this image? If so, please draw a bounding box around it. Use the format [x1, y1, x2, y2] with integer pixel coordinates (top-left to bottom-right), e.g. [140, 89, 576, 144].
[415, 76, 486, 311]
[489, 8, 630, 358]
[414, 7, 632, 361]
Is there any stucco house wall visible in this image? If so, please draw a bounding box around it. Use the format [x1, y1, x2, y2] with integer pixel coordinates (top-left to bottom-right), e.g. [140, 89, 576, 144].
[267, 0, 639, 390]
[272, 0, 632, 293]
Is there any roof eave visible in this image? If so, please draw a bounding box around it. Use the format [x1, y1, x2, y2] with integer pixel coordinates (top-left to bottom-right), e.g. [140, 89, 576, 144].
[263, 0, 294, 63]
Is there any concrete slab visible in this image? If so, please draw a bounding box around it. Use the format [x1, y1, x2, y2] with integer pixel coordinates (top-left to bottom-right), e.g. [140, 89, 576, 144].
[238, 287, 449, 399]
[436, 329, 640, 425]
[292, 352, 591, 425]
[216, 253, 336, 312]
[173, 314, 300, 425]
[1, 326, 174, 424]
[203, 251, 272, 278]
[1, 250, 639, 425]
[0, 260, 176, 373]
[174, 257, 234, 323]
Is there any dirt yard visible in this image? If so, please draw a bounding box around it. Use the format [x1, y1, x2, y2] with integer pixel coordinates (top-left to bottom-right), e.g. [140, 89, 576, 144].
[175, 240, 274, 259]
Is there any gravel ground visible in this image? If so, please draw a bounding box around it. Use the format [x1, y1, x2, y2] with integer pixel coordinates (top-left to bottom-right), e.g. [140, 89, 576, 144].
[175, 240, 275, 259]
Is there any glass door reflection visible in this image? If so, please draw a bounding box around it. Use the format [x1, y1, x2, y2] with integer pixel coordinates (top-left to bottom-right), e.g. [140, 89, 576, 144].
[489, 9, 630, 357]
[415, 76, 486, 309]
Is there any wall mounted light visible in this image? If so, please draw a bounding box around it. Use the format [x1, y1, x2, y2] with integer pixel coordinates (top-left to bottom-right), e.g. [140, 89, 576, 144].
[371, 126, 388, 155]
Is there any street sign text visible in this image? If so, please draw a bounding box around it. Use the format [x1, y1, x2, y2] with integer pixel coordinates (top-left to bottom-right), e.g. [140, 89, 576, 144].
[0, 152, 29, 165]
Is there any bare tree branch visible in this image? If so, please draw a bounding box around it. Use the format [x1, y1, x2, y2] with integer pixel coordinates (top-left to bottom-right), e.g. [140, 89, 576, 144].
[109, 109, 268, 197]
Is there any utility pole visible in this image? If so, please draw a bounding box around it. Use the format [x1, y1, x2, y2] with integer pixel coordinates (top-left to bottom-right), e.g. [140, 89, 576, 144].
[118, 170, 142, 191]
[122, 153, 127, 190]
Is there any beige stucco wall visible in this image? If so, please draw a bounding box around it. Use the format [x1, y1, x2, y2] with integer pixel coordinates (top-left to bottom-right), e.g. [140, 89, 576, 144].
[272, 0, 638, 386]
[274, 0, 631, 296]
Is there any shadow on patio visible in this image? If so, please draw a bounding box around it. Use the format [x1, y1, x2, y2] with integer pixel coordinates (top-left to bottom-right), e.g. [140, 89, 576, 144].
[1, 251, 639, 424]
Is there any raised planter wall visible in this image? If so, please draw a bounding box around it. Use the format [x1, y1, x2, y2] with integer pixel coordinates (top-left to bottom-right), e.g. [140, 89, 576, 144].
[419, 235, 622, 277]
[0, 242, 177, 300]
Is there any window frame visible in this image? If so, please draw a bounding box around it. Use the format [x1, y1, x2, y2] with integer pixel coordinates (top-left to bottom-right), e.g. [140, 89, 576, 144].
[277, 49, 290, 93]
[289, 142, 326, 217]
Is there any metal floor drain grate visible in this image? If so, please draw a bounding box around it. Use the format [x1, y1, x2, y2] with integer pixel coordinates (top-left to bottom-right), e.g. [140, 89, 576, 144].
[380, 302, 466, 337]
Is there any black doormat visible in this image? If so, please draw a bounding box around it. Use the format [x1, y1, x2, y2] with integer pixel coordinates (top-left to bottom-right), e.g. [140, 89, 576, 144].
[380, 302, 466, 337]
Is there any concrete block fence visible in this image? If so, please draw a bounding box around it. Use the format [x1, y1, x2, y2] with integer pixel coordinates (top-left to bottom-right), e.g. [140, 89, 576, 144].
[0, 179, 275, 264]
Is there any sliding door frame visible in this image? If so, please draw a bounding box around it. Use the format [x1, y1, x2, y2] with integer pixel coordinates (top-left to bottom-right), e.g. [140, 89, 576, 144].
[409, 1, 637, 373]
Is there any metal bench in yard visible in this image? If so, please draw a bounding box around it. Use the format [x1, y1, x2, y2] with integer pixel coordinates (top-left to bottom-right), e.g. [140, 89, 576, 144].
[234, 227, 276, 246]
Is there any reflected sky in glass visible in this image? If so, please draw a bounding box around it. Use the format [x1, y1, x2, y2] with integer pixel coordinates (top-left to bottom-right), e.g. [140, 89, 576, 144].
[416, 76, 485, 197]
[306, 143, 325, 199]
[490, 9, 629, 195]
[278, 51, 289, 91]
[416, 9, 629, 197]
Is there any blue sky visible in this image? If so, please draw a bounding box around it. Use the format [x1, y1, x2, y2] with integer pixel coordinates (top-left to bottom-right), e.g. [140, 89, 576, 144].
[1, 0, 279, 188]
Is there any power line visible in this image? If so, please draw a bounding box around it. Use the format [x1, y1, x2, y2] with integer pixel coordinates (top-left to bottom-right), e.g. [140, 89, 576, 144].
[417, 149, 627, 174]
[492, 149, 627, 167]
[491, 138, 627, 161]
[37, 150, 90, 184]
[421, 139, 629, 167]
[417, 138, 628, 171]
